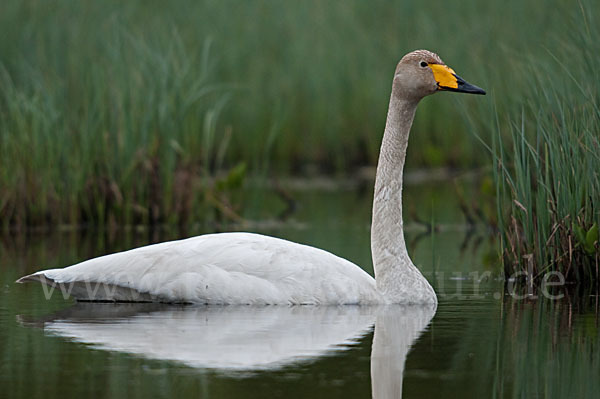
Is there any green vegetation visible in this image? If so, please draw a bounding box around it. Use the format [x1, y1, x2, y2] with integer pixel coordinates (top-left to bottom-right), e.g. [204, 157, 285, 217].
[0, 0, 598, 233]
[1, 1, 247, 228]
[493, 1, 600, 285]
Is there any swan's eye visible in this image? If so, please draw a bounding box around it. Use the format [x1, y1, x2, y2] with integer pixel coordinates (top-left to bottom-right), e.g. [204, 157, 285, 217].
[420, 61, 428, 68]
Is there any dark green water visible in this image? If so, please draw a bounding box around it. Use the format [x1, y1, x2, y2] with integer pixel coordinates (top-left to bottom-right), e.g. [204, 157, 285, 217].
[1, 185, 598, 398]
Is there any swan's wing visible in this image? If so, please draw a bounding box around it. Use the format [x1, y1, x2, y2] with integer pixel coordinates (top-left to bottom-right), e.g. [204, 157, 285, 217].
[17, 232, 380, 304]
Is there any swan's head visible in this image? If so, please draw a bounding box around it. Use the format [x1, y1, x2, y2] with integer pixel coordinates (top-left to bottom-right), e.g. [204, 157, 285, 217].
[393, 49, 486, 101]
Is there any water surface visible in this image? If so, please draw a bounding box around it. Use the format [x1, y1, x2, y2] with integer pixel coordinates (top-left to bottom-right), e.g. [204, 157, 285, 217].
[1, 185, 598, 398]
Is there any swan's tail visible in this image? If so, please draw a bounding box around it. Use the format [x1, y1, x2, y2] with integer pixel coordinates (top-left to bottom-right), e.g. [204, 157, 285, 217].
[16, 270, 156, 302]
[16, 272, 53, 285]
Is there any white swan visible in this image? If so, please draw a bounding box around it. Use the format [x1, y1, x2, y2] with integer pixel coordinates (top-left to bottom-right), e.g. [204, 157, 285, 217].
[16, 50, 485, 305]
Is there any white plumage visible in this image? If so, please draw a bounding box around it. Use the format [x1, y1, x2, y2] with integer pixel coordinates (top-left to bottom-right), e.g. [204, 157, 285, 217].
[21, 233, 382, 304]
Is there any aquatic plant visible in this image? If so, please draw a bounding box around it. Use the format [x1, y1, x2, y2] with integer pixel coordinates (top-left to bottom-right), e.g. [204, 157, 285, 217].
[493, 1, 600, 285]
[0, 0, 596, 229]
[0, 20, 244, 228]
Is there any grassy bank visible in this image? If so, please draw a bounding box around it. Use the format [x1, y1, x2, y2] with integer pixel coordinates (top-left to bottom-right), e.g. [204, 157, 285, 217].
[494, 2, 600, 285]
[0, 0, 595, 228]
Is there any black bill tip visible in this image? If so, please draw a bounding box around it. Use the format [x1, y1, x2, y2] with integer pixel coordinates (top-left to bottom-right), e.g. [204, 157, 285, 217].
[442, 75, 486, 95]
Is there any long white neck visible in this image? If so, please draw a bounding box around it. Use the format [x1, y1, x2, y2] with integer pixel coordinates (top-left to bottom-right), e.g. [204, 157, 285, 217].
[371, 86, 436, 304]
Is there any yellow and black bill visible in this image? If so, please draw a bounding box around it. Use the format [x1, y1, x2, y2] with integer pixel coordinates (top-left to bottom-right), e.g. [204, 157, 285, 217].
[429, 64, 486, 95]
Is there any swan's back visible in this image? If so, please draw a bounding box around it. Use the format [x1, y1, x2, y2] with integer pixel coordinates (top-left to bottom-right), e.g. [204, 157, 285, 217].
[18, 232, 381, 305]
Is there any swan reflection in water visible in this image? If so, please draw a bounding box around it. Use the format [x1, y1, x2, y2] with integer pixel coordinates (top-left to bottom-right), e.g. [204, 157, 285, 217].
[20, 304, 435, 398]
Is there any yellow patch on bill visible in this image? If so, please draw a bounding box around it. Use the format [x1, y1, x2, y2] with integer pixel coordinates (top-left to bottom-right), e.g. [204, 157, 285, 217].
[429, 64, 458, 89]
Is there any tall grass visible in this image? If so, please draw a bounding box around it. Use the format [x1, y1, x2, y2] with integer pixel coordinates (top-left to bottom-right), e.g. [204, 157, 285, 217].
[0, 0, 594, 228]
[494, 1, 600, 285]
[0, 14, 240, 228]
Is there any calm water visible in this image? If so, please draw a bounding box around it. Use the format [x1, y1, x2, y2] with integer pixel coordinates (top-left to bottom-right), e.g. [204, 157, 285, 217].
[1, 184, 598, 398]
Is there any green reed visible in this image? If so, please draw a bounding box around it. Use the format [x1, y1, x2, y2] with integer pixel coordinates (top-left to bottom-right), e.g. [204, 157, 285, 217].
[0, 12, 238, 228]
[0, 0, 594, 228]
[493, 1, 600, 284]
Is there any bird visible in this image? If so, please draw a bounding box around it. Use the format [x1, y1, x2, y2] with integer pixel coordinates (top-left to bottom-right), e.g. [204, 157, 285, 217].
[16, 50, 485, 305]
